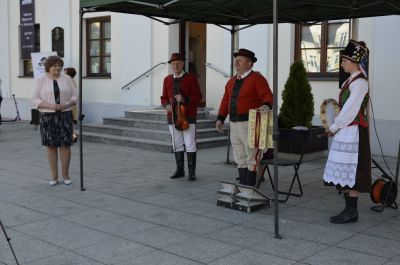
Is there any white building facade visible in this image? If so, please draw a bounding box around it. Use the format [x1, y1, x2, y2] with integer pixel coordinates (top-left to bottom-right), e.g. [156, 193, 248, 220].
[0, 0, 399, 156]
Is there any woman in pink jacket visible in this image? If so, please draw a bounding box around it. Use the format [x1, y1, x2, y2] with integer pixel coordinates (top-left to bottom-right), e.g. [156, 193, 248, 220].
[32, 56, 78, 186]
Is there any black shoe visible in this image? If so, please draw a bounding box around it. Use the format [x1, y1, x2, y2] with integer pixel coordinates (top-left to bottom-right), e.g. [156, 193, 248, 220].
[330, 210, 358, 223]
[246, 170, 257, 187]
[171, 152, 185, 179]
[187, 152, 197, 181]
[170, 168, 185, 179]
[238, 168, 247, 185]
[330, 195, 358, 223]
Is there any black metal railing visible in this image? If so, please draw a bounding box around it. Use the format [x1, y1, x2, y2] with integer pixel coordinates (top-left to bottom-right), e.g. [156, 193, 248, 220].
[121, 62, 167, 90]
[205, 62, 230, 78]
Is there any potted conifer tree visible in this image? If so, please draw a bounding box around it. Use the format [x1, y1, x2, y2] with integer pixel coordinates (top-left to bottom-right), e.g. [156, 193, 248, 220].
[278, 61, 327, 154]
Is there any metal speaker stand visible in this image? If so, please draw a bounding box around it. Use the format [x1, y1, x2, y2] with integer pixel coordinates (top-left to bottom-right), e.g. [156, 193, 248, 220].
[0, 94, 21, 123]
[216, 181, 270, 213]
[0, 219, 20, 265]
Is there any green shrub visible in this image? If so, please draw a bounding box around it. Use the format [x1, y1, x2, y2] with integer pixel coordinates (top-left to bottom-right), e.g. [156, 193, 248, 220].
[279, 61, 314, 128]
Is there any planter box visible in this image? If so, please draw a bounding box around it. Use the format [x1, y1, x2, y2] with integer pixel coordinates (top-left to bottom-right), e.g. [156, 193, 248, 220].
[278, 126, 327, 154]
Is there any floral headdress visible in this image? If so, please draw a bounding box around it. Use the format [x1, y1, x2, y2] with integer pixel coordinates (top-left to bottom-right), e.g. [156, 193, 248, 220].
[342, 39, 369, 77]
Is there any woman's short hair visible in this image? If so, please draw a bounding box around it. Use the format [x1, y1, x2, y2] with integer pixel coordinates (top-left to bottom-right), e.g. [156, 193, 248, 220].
[64, 67, 77, 78]
[44, 56, 64, 72]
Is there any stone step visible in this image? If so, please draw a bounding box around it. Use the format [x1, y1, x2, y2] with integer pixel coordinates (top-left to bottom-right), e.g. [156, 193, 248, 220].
[103, 117, 217, 130]
[124, 109, 212, 121]
[83, 124, 226, 141]
[81, 132, 228, 153]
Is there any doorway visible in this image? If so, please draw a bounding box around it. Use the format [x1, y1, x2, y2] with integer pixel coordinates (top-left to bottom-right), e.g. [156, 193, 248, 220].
[180, 22, 206, 107]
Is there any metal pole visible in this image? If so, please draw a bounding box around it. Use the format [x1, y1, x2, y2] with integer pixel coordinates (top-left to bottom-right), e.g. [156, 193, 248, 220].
[79, 8, 85, 191]
[273, 0, 281, 239]
[230, 26, 235, 86]
[225, 26, 235, 165]
[396, 139, 400, 185]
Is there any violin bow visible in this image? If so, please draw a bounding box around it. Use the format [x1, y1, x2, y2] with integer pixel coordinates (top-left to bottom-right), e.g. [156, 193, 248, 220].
[170, 98, 176, 153]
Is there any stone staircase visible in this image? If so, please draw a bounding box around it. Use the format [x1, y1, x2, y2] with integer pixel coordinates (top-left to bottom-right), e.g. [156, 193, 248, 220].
[81, 108, 228, 152]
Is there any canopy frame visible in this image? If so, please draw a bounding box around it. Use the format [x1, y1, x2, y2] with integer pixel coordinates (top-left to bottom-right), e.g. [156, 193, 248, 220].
[78, 0, 400, 239]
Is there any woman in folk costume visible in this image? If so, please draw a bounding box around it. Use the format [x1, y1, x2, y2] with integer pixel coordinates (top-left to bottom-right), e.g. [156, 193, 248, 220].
[323, 39, 371, 224]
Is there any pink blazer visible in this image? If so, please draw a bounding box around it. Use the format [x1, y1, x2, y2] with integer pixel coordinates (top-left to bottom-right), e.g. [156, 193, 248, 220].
[32, 73, 78, 113]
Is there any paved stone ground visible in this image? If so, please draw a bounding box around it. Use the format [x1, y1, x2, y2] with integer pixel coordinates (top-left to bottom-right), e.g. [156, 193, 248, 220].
[0, 122, 399, 265]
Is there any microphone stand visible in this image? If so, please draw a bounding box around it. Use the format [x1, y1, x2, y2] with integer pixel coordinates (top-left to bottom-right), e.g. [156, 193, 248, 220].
[0, 219, 20, 265]
[1, 94, 21, 123]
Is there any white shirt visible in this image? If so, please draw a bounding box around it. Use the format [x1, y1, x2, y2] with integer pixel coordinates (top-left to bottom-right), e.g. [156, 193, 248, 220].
[237, 68, 253, 79]
[329, 71, 368, 133]
[174, 70, 185, 79]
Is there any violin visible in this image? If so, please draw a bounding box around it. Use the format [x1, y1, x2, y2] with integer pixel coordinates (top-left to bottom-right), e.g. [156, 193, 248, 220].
[174, 101, 189, 131]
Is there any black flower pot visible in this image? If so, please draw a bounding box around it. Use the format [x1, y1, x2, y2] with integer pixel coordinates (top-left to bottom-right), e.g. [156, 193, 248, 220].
[278, 126, 327, 154]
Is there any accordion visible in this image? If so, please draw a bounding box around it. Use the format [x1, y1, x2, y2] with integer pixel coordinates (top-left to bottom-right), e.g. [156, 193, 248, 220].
[247, 109, 273, 149]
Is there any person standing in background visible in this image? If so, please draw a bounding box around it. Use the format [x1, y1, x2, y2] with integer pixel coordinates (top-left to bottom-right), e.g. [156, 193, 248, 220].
[32, 56, 78, 186]
[216, 48, 273, 187]
[161, 53, 203, 181]
[323, 40, 371, 224]
[64, 67, 78, 142]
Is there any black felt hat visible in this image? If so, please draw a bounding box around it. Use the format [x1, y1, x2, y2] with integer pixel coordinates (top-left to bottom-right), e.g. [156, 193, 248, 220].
[233, 48, 257, 63]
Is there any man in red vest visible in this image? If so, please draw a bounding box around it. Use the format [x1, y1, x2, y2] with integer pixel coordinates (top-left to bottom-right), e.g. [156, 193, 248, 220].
[161, 53, 203, 181]
[216, 48, 273, 186]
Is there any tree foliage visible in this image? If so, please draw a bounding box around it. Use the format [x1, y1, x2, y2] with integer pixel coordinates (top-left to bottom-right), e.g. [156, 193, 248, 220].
[279, 61, 314, 128]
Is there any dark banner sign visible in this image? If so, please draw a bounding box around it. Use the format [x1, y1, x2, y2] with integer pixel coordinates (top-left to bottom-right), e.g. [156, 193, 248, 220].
[20, 0, 35, 60]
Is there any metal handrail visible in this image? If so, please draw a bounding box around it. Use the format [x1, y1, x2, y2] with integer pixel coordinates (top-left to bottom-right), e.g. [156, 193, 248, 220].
[121, 62, 167, 90]
[205, 63, 230, 78]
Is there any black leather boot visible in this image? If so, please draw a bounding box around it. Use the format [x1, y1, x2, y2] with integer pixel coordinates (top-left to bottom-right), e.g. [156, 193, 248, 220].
[238, 168, 247, 185]
[246, 170, 257, 187]
[170, 151, 185, 179]
[187, 152, 197, 181]
[330, 194, 358, 224]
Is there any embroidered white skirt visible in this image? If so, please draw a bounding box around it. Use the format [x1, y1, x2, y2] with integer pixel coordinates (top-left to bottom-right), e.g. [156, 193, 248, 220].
[323, 125, 359, 188]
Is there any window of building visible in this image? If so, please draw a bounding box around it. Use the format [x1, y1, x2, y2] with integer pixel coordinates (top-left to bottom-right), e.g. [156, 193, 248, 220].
[295, 20, 350, 79]
[22, 24, 40, 77]
[86, 17, 111, 77]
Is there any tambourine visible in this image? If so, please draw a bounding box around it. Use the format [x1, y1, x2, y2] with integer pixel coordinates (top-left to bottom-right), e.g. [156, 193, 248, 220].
[320, 99, 340, 130]
[370, 179, 398, 205]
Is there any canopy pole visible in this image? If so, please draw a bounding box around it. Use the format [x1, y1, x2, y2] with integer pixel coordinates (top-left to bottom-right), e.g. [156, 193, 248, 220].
[273, 0, 281, 239]
[79, 8, 86, 191]
[230, 26, 235, 77]
[224, 25, 236, 165]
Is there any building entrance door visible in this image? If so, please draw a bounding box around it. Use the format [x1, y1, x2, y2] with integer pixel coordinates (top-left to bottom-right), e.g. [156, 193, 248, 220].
[180, 22, 206, 107]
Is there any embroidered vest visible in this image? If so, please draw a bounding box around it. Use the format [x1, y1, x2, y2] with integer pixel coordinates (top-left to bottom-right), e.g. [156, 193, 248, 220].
[339, 73, 369, 127]
[229, 71, 253, 122]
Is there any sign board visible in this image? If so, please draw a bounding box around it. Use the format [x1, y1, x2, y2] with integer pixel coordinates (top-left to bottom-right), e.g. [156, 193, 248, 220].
[31, 52, 57, 79]
[20, 0, 35, 59]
